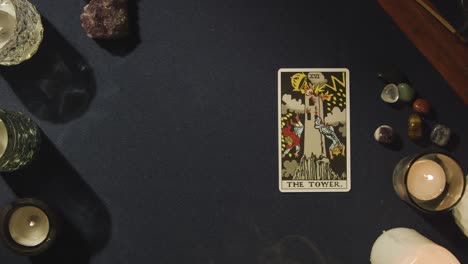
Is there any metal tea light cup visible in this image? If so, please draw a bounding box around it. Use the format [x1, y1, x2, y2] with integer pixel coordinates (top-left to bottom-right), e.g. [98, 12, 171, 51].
[393, 152, 465, 213]
[0, 108, 40, 172]
[0, 0, 43, 65]
[0, 198, 57, 256]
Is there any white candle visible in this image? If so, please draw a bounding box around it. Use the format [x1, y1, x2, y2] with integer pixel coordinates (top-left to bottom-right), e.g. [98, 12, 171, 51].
[8, 206, 50, 247]
[407, 160, 446, 201]
[0, 118, 7, 158]
[370, 228, 460, 264]
[453, 176, 468, 237]
[0, 0, 16, 49]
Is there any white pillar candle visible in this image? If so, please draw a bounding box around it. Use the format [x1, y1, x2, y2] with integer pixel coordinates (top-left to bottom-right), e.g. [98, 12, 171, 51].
[8, 206, 50, 247]
[0, 118, 7, 158]
[0, 0, 16, 49]
[370, 228, 460, 264]
[453, 176, 468, 237]
[407, 160, 446, 201]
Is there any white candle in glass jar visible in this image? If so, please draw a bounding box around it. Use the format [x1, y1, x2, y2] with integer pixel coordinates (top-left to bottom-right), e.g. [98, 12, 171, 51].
[370, 228, 460, 264]
[407, 160, 446, 201]
[8, 206, 50, 247]
[0, 118, 7, 158]
[0, 0, 16, 48]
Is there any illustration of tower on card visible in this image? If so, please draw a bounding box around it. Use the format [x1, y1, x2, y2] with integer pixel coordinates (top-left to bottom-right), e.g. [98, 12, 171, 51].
[303, 92, 325, 158]
[303, 72, 327, 159]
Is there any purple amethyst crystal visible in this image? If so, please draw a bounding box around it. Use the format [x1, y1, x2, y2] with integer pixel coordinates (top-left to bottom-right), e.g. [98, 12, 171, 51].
[80, 0, 129, 39]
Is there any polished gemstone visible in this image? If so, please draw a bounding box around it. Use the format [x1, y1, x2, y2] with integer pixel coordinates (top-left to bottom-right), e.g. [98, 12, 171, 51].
[430, 124, 451, 146]
[413, 98, 430, 114]
[381, 84, 399, 103]
[374, 125, 394, 144]
[398, 83, 415, 102]
[408, 113, 422, 141]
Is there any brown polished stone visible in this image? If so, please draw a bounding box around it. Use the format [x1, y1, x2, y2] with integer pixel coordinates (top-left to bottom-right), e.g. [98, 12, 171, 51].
[413, 98, 430, 114]
[408, 113, 422, 141]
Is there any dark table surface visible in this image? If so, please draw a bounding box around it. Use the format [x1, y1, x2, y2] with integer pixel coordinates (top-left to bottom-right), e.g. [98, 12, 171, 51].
[0, 0, 467, 263]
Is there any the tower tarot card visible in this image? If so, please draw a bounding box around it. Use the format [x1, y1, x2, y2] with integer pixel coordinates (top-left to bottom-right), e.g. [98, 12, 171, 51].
[278, 68, 351, 192]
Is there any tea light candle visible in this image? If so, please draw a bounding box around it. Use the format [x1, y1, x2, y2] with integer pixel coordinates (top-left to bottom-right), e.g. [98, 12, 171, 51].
[0, 118, 7, 158]
[370, 228, 460, 264]
[407, 160, 446, 201]
[0, 0, 16, 49]
[0, 198, 56, 256]
[0, 108, 41, 172]
[8, 206, 49, 247]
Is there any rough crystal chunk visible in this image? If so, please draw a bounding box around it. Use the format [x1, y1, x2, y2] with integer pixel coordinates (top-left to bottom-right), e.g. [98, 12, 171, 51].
[80, 0, 129, 39]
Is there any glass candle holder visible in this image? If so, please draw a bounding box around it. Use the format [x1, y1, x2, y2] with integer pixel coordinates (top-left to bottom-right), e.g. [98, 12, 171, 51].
[0, 0, 43, 65]
[0, 108, 40, 172]
[393, 152, 465, 212]
[0, 198, 57, 256]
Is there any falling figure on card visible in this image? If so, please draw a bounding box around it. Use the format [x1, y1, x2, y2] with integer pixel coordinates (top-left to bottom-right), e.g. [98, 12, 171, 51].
[314, 115, 345, 160]
[282, 114, 304, 158]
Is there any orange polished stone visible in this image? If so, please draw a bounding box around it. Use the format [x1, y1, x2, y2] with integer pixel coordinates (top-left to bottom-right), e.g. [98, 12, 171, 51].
[413, 98, 430, 114]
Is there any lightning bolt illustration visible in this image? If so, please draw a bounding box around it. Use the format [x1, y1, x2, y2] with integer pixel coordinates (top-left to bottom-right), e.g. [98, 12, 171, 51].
[321, 72, 346, 92]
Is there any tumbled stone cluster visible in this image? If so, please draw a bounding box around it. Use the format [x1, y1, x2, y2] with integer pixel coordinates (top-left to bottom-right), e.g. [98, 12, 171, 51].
[376, 71, 452, 147]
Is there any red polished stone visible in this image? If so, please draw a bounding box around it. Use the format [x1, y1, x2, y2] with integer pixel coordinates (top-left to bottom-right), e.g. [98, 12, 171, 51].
[412, 98, 430, 114]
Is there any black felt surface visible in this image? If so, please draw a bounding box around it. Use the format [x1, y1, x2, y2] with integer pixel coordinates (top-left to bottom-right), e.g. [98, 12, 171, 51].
[0, 0, 467, 263]
[431, 0, 466, 31]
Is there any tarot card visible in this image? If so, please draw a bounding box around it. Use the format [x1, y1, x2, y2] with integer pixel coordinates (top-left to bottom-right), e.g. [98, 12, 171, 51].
[278, 68, 351, 192]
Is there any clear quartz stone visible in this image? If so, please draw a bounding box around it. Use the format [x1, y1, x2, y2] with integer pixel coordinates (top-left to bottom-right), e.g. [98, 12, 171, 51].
[380, 84, 399, 103]
[0, 0, 42, 65]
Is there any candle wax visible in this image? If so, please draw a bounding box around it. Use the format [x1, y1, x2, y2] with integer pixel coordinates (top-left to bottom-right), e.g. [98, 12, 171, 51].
[407, 160, 446, 201]
[370, 228, 460, 264]
[0, 118, 7, 158]
[408, 244, 461, 264]
[8, 206, 50, 247]
[0, 0, 16, 49]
